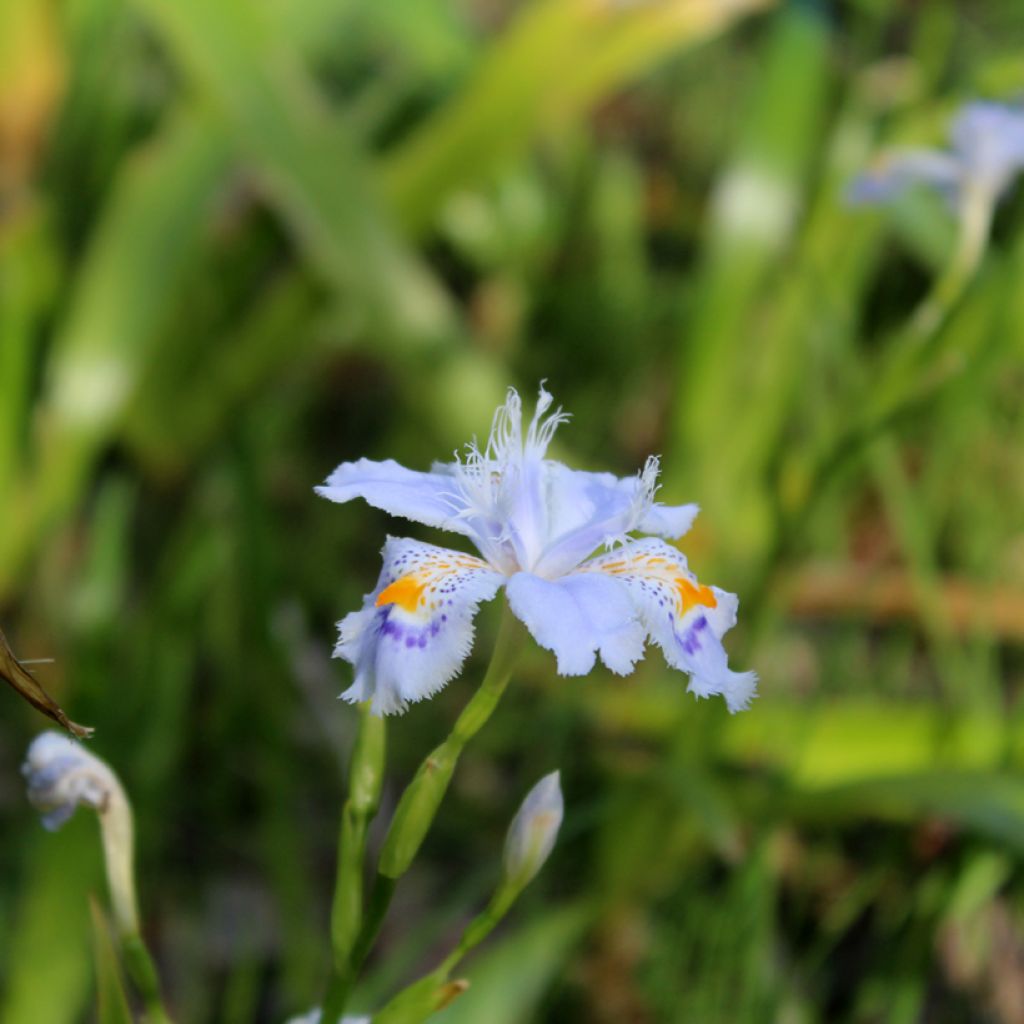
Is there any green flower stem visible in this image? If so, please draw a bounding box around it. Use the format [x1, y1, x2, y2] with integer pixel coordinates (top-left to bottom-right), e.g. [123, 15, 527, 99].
[323, 601, 521, 1022]
[747, 179, 996, 657]
[907, 180, 994, 344]
[378, 600, 521, 879]
[320, 704, 387, 1021]
[121, 933, 173, 1024]
[373, 880, 525, 1024]
[437, 881, 519, 976]
[95, 775, 175, 1022]
[869, 181, 995, 423]
[331, 705, 387, 967]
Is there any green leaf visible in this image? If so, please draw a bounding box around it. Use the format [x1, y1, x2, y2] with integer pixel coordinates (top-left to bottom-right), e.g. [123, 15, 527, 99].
[0, 626, 92, 737]
[0, 108, 231, 600]
[383, 0, 772, 236]
[1, 820, 102, 1024]
[129, 0, 455, 346]
[89, 899, 133, 1024]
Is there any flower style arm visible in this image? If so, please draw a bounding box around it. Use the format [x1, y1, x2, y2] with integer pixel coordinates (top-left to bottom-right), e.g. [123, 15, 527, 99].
[532, 460, 698, 580]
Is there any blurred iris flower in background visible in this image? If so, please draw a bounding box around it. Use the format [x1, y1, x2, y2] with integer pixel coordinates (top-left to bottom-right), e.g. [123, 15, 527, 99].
[848, 100, 1024, 210]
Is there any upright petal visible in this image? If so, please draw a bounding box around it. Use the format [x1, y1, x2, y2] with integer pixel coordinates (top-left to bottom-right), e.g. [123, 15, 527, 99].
[636, 501, 700, 540]
[506, 571, 644, 677]
[579, 539, 757, 712]
[316, 458, 474, 538]
[952, 102, 1024, 190]
[335, 538, 505, 715]
[534, 460, 698, 579]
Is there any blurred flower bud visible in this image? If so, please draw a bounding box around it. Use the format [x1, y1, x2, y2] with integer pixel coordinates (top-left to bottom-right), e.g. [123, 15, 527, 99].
[22, 731, 139, 936]
[284, 1012, 370, 1024]
[502, 771, 563, 890]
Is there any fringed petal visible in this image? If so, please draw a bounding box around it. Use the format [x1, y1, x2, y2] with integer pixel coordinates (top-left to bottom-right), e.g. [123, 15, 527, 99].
[579, 539, 756, 712]
[506, 571, 644, 677]
[316, 458, 473, 538]
[335, 537, 505, 715]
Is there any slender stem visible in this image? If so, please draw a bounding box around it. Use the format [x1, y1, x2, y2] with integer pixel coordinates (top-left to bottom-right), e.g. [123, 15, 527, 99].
[437, 884, 518, 977]
[378, 601, 521, 879]
[372, 880, 523, 1024]
[321, 602, 521, 1022]
[348, 874, 397, 977]
[748, 183, 995, 653]
[320, 704, 387, 1021]
[330, 706, 387, 966]
[121, 933, 173, 1024]
[907, 181, 993, 343]
[97, 783, 175, 1022]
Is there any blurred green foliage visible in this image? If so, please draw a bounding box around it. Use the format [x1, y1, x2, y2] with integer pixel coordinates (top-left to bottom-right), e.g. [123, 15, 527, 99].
[3, 0, 1024, 1021]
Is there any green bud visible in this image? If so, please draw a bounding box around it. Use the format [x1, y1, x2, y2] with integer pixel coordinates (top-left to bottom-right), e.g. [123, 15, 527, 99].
[378, 741, 456, 878]
[502, 771, 563, 891]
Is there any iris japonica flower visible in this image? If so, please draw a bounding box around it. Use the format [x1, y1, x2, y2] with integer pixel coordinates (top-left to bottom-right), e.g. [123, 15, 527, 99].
[848, 101, 1024, 211]
[317, 386, 756, 716]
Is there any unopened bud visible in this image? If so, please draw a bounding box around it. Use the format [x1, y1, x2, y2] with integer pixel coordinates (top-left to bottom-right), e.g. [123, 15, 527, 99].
[284, 1012, 370, 1024]
[502, 771, 563, 890]
[22, 732, 139, 936]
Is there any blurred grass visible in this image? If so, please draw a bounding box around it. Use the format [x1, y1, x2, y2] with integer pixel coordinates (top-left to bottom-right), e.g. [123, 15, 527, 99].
[3, 0, 1024, 1021]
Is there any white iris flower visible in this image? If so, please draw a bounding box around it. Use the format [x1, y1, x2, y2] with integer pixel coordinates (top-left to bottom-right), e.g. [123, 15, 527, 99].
[317, 386, 756, 716]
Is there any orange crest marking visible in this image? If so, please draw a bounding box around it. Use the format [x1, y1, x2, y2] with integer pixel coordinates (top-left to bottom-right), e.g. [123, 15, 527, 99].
[675, 576, 717, 615]
[376, 575, 427, 613]
[589, 547, 717, 618]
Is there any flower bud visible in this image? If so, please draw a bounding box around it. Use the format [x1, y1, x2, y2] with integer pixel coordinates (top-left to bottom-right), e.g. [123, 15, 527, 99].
[284, 1012, 370, 1024]
[22, 731, 139, 936]
[502, 771, 563, 890]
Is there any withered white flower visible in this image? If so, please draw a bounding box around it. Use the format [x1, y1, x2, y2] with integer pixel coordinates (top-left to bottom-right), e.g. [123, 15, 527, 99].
[22, 731, 139, 935]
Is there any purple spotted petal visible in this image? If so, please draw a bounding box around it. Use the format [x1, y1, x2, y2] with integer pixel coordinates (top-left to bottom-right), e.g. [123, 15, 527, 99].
[335, 537, 505, 715]
[577, 539, 757, 712]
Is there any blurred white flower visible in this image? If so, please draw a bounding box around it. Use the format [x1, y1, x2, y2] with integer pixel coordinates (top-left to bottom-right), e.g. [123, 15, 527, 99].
[22, 731, 139, 936]
[849, 101, 1024, 210]
[284, 1012, 370, 1024]
[503, 771, 564, 890]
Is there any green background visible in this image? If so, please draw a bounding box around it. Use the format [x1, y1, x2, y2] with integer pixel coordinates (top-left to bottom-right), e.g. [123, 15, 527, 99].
[2, 0, 1024, 1020]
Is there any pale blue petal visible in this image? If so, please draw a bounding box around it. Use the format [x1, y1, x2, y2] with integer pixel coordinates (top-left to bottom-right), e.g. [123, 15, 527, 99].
[316, 458, 474, 538]
[579, 539, 757, 712]
[637, 502, 699, 539]
[952, 102, 1024, 187]
[847, 149, 962, 206]
[533, 463, 695, 579]
[335, 537, 505, 715]
[506, 571, 644, 676]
